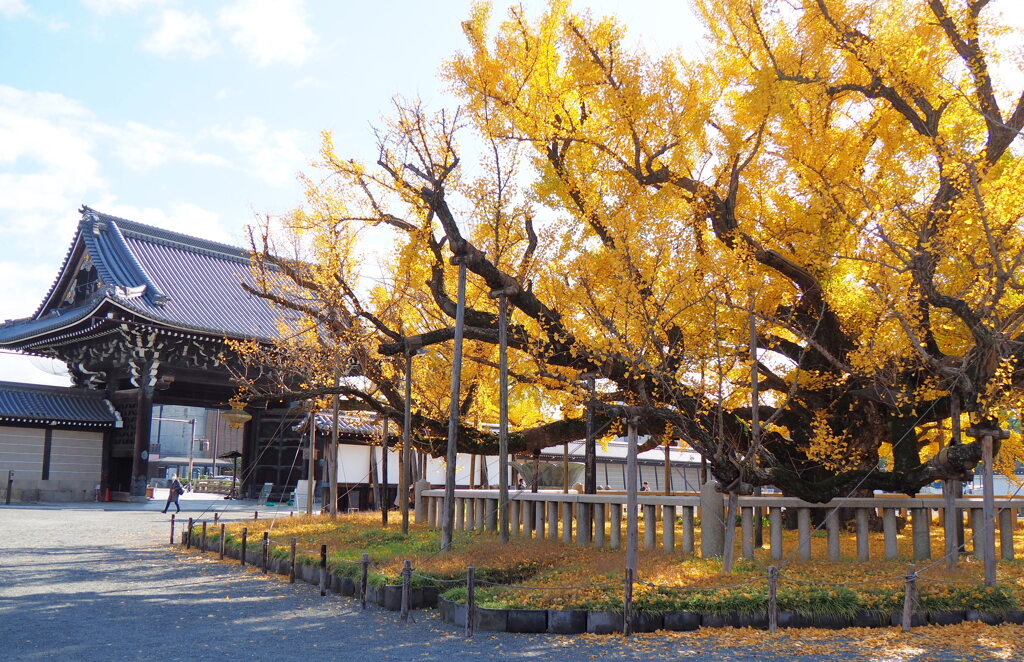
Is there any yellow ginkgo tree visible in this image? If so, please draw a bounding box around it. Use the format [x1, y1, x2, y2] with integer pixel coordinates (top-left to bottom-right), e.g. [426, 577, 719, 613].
[240, 0, 1024, 501]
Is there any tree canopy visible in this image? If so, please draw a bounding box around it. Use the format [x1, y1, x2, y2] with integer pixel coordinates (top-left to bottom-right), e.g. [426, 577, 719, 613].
[238, 0, 1024, 501]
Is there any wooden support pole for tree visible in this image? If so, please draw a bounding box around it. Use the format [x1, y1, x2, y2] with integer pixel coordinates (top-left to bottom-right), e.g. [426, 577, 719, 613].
[307, 408, 315, 515]
[966, 426, 1009, 586]
[466, 566, 476, 639]
[331, 371, 340, 520]
[625, 415, 640, 582]
[381, 417, 389, 526]
[400, 343, 414, 535]
[767, 566, 779, 633]
[722, 491, 738, 573]
[494, 290, 511, 543]
[441, 258, 467, 552]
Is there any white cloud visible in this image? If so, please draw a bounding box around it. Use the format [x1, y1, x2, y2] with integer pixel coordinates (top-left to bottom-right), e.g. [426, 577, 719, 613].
[0, 0, 28, 18]
[80, 0, 164, 15]
[208, 119, 306, 185]
[47, 17, 70, 31]
[143, 9, 216, 59]
[218, 0, 315, 66]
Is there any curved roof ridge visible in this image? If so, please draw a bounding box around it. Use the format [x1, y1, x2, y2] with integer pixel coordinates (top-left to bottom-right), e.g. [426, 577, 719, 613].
[93, 209, 256, 265]
[81, 208, 168, 305]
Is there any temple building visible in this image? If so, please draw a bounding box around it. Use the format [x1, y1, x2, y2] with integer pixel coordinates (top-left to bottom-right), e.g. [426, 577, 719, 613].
[0, 207, 304, 500]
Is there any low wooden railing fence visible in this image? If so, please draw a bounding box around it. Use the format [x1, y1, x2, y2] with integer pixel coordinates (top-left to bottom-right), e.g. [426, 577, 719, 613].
[417, 488, 1023, 563]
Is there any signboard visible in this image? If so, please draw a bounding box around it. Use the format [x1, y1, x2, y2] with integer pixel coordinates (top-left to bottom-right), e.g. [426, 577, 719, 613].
[257, 482, 273, 505]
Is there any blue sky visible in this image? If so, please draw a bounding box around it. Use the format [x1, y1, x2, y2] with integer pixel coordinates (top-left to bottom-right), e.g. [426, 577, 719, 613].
[0, 0, 700, 385]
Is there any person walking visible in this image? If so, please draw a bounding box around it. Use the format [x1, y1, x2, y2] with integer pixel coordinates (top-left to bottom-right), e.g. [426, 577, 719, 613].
[163, 474, 183, 513]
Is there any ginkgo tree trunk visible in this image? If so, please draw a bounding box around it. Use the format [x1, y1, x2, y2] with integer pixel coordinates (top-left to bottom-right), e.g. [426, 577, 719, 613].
[237, 0, 1024, 504]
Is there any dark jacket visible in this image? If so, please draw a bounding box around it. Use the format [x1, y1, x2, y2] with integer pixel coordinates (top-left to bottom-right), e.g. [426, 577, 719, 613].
[167, 479, 184, 501]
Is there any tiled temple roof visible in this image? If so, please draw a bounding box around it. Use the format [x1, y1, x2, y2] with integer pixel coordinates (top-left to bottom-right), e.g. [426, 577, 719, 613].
[0, 207, 284, 346]
[0, 381, 119, 427]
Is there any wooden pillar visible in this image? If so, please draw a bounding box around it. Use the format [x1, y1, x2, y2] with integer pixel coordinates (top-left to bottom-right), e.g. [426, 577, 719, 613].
[663, 505, 676, 553]
[971, 508, 984, 556]
[911, 507, 930, 561]
[561, 502, 573, 544]
[523, 501, 534, 538]
[475, 497, 485, 531]
[130, 369, 155, 497]
[456, 498, 465, 531]
[486, 498, 498, 531]
[547, 501, 559, 541]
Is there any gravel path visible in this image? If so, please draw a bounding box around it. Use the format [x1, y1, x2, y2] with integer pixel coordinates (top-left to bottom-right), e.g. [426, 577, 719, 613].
[0, 497, 1014, 661]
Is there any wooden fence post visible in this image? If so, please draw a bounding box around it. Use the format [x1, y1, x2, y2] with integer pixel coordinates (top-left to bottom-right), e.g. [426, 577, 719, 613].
[254, 510, 258, 520]
[320, 544, 328, 597]
[360, 553, 369, 610]
[623, 566, 634, 636]
[289, 537, 296, 583]
[240, 527, 247, 566]
[466, 566, 476, 639]
[901, 563, 917, 632]
[401, 560, 412, 622]
[169, 514, 176, 545]
[186, 517, 193, 550]
[219, 523, 225, 560]
[768, 566, 778, 633]
[214, 512, 219, 525]
[201, 521, 207, 553]
[262, 531, 269, 574]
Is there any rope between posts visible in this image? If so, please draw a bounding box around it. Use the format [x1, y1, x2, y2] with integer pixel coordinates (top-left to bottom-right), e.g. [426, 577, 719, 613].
[638, 576, 764, 591]
[473, 579, 621, 591]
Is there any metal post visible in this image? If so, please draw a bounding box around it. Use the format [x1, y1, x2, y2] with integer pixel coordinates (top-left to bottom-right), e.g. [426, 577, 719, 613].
[186, 418, 196, 484]
[381, 417, 389, 526]
[585, 375, 596, 495]
[401, 344, 414, 535]
[497, 291, 510, 543]
[625, 415, 639, 584]
[307, 411, 315, 515]
[331, 372, 341, 520]
[441, 257, 467, 552]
